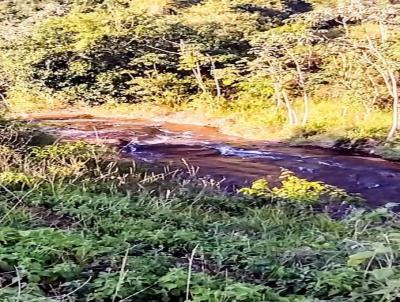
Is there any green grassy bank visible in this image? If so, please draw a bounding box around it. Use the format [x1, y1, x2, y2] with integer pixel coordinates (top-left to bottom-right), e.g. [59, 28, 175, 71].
[1, 120, 400, 301]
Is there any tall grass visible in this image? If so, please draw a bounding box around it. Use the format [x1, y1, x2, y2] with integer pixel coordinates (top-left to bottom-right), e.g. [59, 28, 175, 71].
[0, 121, 399, 301]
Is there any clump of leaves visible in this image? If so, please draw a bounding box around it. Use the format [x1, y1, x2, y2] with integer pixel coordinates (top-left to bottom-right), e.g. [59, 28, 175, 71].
[0, 171, 37, 189]
[240, 170, 358, 205]
[30, 141, 99, 161]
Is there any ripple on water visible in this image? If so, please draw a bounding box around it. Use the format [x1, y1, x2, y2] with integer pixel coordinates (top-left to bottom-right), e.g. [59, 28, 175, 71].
[39, 118, 400, 206]
[215, 145, 284, 160]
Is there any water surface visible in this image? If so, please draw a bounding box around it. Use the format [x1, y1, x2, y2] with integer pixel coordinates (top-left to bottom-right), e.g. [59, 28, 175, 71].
[39, 118, 400, 207]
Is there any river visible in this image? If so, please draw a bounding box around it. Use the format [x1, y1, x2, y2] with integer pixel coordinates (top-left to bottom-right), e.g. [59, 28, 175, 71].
[38, 117, 400, 208]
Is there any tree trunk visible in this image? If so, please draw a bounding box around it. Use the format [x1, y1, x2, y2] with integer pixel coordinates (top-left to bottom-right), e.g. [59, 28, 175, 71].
[302, 91, 310, 125]
[192, 63, 207, 94]
[274, 83, 284, 107]
[210, 60, 221, 98]
[387, 72, 400, 141]
[286, 49, 310, 125]
[0, 93, 9, 110]
[282, 90, 298, 126]
[361, 49, 399, 141]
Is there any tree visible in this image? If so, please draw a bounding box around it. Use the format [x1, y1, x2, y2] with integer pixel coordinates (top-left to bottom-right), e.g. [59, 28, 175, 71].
[248, 25, 319, 126]
[360, 38, 400, 140]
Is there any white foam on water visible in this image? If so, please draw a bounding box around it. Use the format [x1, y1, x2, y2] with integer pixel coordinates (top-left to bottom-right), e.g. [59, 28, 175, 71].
[318, 161, 345, 168]
[158, 129, 193, 138]
[56, 129, 94, 137]
[121, 144, 158, 163]
[135, 132, 208, 146]
[297, 166, 315, 173]
[134, 156, 156, 163]
[139, 135, 171, 145]
[215, 145, 283, 160]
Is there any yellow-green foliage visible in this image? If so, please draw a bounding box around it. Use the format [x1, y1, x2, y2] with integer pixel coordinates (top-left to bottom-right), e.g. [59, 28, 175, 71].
[241, 170, 355, 204]
[30, 141, 98, 161]
[1, 0, 400, 141]
[0, 121, 112, 185]
[239, 178, 271, 197]
[274, 170, 352, 204]
[0, 171, 36, 188]
[29, 142, 107, 179]
[180, 0, 263, 40]
[0, 145, 15, 157]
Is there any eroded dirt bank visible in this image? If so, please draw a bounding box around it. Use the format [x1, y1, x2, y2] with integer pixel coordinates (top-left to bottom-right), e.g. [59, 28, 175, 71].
[16, 109, 396, 159]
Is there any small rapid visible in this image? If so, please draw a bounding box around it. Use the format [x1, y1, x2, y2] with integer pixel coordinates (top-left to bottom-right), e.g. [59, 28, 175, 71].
[39, 117, 400, 207]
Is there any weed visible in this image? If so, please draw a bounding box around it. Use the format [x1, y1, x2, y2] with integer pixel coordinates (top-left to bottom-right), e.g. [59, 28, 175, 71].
[0, 123, 399, 301]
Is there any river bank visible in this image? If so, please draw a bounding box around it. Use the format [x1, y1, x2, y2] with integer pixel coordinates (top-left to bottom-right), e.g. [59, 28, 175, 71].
[12, 114, 400, 207]
[2, 118, 400, 301]
[13, 106, 400, 162]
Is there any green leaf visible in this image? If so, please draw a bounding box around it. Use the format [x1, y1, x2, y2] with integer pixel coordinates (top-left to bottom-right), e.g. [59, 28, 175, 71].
[371, 243, 392, 255]
[371, 268, 394, 281]
[347, 251, 375, 266]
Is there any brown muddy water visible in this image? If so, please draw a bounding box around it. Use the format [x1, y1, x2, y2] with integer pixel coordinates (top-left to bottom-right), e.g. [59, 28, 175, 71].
[37, 117, 400, 207]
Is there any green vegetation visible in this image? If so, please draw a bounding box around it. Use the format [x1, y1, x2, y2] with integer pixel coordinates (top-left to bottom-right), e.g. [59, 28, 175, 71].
[1, 120, 400, 301]
[2, 2, 400, 300]
[1, 0, 400, 146]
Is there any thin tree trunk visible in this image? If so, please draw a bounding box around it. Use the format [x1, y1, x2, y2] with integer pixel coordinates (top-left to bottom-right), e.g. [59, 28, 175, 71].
[287, 49, 310, 125]
[361, 45, 399, 141]
[180, 40, 207, 94]
[192, 62, 207, 94]
[387, 72, 399, 141]
[373, 67, 398, 141]
[210, 60, 221, 98]
[273, 83, 284, 107]
[282, 89, 298, 126]
[0, 93, 9, 109]
[379, 22, 388, 43]
[302, 91, 310, 125]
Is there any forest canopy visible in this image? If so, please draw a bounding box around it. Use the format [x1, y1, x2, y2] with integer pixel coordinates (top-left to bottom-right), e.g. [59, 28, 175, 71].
[1, 0, 400, 141]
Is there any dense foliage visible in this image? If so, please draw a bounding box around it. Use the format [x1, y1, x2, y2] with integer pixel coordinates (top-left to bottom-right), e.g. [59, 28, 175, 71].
[2, 2, 400, 300]
[0, 122, 400, 301]
[1, 0, 400, 141]
[0, 125, 400, 302]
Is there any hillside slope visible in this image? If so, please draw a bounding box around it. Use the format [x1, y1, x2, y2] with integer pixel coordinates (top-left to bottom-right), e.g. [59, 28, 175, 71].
[1, 0, 400, 145]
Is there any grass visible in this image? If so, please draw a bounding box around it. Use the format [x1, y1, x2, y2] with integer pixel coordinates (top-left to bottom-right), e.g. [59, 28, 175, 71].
[0, 121, 400, 301]
[14, 97, 400, 162]
[11, 96, 394, 141]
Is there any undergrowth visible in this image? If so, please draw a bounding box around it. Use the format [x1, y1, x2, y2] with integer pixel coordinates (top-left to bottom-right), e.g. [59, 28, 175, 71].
[0, 122, 400, 302]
